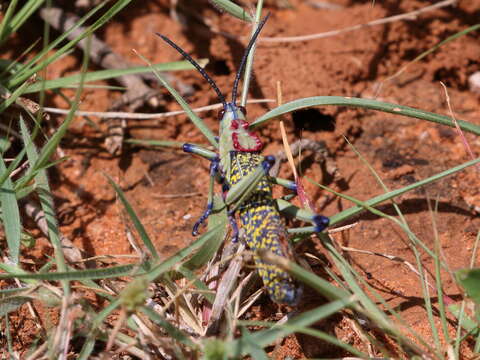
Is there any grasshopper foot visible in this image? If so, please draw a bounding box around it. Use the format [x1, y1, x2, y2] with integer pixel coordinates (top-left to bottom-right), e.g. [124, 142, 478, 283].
[313, 214, 330, 232]
[192, 202, 213, 236]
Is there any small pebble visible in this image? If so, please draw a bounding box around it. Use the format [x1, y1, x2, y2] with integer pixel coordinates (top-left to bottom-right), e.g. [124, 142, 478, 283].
[183, 214, 192, 220]
[468, 71, 480, 94]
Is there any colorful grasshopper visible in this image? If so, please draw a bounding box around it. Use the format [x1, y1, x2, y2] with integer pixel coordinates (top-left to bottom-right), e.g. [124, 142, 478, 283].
[157, 15, 329, 305]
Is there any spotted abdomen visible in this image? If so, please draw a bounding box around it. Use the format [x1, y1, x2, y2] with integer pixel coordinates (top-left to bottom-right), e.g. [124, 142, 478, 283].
[229, 152, 301, 305]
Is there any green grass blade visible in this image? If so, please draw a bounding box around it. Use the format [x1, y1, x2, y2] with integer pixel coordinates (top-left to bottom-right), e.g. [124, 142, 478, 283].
[23, 60, 205, 93]
[0, 157, 21, 263]
[285, 325, 369, 357]
[20, 113, 69, 278]
[209, 0, 253, 21]
[456, 268, 480, 305]
[240, 327, 269, 360]
[0, 287, 33, 298]
[0, 296, 31, 317]
[0, 0, 19, 44]
[0, 263, 139, 281]
[389, 23, 480, 82]
[0, 0, 45, 45]
[234, 297, 354, 354]
[5, 313, 13, 355]
[17, 32, 91, 294]
[251, 96, 480, 136]
[0, 80, 31, 114]
[124, 139, 187, 148]
[135, 51, 218, 148]
[15, 88, 85, 190]
[5, 2, 107, 87]
[455, 230, 480, 353]
[289, 154, 476, 237]
[317, 232, 434, 355]
[78, 228, 220, 356]
[240, 1, 264, 107]
[79, 298, 122, 357]
[77, 336, 96, 360]
[329, 157, 480, 226]
[106, 174, 160, 261]
[7, 0, 132, 89]
[290, 260, 352, 298]
[346, 137, 442, 349]
[145, 224, 225, 282]
[140, 306, 197, 348]
[176, 266, 214, 304]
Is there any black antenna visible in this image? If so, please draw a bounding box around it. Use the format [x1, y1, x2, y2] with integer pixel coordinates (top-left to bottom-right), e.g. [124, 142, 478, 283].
[156, 33, 227, 108]
[231, 13, 270, 105]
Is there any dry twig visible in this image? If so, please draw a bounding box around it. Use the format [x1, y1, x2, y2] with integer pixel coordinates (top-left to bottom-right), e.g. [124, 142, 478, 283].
[42, 98, 274, 120]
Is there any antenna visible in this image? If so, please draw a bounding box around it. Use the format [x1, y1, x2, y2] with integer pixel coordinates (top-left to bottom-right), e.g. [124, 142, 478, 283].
[157, 33, 227, 108]
[231, 13, 270, 105]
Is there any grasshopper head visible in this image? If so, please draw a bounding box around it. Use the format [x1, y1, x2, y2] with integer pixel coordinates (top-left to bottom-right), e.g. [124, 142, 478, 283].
[158, 14, 270, 164]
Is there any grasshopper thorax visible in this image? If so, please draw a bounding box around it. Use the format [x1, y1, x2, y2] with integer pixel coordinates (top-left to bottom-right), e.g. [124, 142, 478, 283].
[219, 102, 262, 153]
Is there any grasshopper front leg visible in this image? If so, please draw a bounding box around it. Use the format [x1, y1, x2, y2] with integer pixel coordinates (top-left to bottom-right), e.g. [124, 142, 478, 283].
[182, 143, 223, 235]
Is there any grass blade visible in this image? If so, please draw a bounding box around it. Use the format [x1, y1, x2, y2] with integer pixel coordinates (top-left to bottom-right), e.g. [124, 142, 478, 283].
[234, 297, 354, 354]
[7, 0, 133, 89]
[0, 296, 31, 317]
[251, 96, 480, 136]
[456, 268, 480, 305]
[135, 50, 218, 148]
[23, 60, 206, 93]
[329, 157, 480, 227]
[106, 174, 160, 261]
[0, 0, 19, 44]
[210, 0, 253, 21]
[0, 263, 138, 281]
[0, 0, 45, 45]
[0, 157, 21, 263]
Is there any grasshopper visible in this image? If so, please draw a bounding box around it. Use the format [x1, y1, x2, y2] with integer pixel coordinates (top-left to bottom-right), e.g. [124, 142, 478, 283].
[157, 15, 329, 305]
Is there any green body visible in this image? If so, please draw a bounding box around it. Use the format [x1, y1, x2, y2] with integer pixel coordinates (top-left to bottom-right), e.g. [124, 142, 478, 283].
[228, 151, 300, 304]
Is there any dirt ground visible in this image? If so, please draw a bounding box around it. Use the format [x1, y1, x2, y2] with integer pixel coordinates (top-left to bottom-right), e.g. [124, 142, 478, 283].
[5, 0, 480, 357]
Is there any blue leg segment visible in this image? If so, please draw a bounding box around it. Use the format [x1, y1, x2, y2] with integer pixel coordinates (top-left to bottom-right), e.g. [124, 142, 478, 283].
[183, 143, 217, 161]
[192, 202, 214, 236]
[189, 149, 220, 236]
[268, 176, 297, 192]
[275, 198, 330, 232]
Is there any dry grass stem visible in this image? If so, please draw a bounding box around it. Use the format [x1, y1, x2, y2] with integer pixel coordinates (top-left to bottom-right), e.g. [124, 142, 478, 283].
[257, 0, 457, 43]
[42, 99, 274, 120]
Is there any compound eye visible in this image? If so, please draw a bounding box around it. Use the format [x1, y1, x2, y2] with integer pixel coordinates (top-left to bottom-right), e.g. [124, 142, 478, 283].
[218, 109, 225, 120]
[238, 106, 247, 116]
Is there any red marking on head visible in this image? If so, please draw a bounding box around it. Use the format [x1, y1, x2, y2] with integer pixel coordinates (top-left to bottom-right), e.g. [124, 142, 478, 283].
[230, 120, 239, 130]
